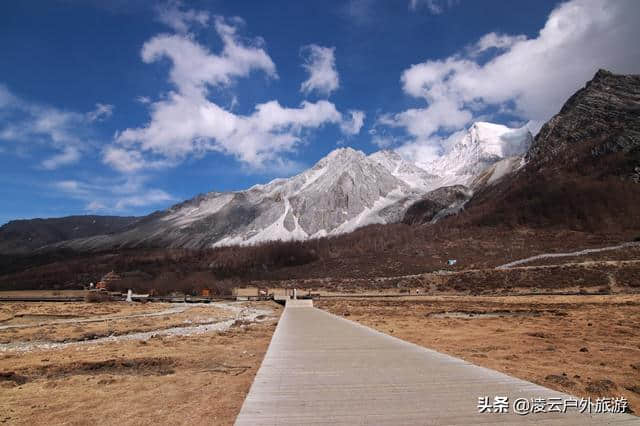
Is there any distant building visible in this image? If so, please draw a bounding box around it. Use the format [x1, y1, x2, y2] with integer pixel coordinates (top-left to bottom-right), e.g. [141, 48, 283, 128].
[232, 286, 272, 301]
[96, 271, 121, 290]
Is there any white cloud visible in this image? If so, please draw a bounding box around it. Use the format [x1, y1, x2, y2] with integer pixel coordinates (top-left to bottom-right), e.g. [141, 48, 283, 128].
[340, 110, 366, 135]
[107, 15, 362, 173]
[54, 176, 175, 213]
[54, 180, 87, 196]
[115, 189, 174, 210]
[371, 135, 395, 149]
[0, 86, 108, 169]
[409, 0, 458, 14]
[86, 103, 114, 122]
[396, 138, 441, 164]
[471, 33, 527, 56]
[103, 146, 161, 173]
[0, 84, 17, 108]
[41, 146, 81, 170]
[141, 16, 277, 97]
[300, 45, 339, 96]
[155, 0, 209, 33]
[379, 99, 472, 139]
[382, 0, 640, 164]
[136, 96, 152, 104]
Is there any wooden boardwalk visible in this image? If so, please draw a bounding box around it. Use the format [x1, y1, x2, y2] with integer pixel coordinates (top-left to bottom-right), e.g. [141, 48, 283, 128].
[235, 304, 638, 425]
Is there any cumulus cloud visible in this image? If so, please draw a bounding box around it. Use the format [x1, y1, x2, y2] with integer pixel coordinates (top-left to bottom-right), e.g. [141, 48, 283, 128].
[107, 15, 362, 173]
[470, 33, 527, 56]
[141, 16, 277, 98]
[382, 0, 640, 163]
[154, 0, 209, 33]
[54, 176, 175, 212]
[300, 45, 339, 96]
[0, 86, 109, 169]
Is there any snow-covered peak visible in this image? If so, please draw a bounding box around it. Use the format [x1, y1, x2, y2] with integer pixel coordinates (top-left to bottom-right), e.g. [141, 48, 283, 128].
[420, 122, 532, 187]
[458, 122, 532, 158]
[315, 147, 366, 168]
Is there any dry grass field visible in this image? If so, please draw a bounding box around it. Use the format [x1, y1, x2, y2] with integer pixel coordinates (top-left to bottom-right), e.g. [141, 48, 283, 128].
[0, 301, 232, 344]
[317, 294, 640, 414]
[0, 301, 281, 425]
[2, 292, 639, 423]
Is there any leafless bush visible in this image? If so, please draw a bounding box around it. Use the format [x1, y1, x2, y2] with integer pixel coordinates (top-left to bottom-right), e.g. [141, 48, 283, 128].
[84, 291, 111, 303]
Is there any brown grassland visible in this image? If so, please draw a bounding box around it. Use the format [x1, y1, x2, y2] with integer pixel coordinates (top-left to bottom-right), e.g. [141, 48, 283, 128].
[0, 301, 281, 425]
[317, 295, 640, 414]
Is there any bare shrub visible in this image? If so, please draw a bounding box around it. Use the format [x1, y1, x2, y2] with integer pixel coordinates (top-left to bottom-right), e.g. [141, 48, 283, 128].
[84, 291, 111, 303]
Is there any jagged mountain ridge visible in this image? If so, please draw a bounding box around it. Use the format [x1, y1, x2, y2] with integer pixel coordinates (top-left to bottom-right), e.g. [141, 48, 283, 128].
[28, 121, 531, 252]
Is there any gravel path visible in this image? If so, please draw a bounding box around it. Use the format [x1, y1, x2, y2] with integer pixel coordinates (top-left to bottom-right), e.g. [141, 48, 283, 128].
[496, 242, 640, 269]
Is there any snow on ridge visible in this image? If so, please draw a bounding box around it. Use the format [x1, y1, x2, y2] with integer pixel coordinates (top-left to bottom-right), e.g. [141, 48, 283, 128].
[96, 122, 532, 250]
[412, 121, 533, 188]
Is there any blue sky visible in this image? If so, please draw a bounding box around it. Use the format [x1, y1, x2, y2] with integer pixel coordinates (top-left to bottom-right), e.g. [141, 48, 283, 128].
[1, 0, 639, 224]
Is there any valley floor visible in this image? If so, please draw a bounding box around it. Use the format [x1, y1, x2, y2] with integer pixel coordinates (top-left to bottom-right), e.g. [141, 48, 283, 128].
[316, 294, 640, 415]
[0, 301, 281, 425]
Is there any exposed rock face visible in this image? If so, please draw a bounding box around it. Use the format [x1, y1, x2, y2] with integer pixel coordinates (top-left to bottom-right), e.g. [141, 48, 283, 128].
[402, 185, 472, 225]
[528, 69, 640, 161]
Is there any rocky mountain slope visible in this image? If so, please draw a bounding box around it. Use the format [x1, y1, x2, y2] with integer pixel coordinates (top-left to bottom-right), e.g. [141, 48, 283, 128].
[527, 69, 640, 162]
[402, 185, 472, 225]
[31, 122, 530, 252]
[457, 69, 640, 231]
[0, 216, 139, 254]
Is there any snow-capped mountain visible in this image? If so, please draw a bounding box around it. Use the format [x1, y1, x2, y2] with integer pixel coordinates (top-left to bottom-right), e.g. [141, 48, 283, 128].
[47, 122, 531, 251]
[422, 122, 532, 188]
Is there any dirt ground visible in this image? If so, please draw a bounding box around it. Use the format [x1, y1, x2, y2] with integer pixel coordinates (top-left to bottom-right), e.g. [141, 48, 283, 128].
[0, 302, 232, 344]
[0, 301, 281, 425]
[0, 290, 87, 298]
[316, 294, 640, 414]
